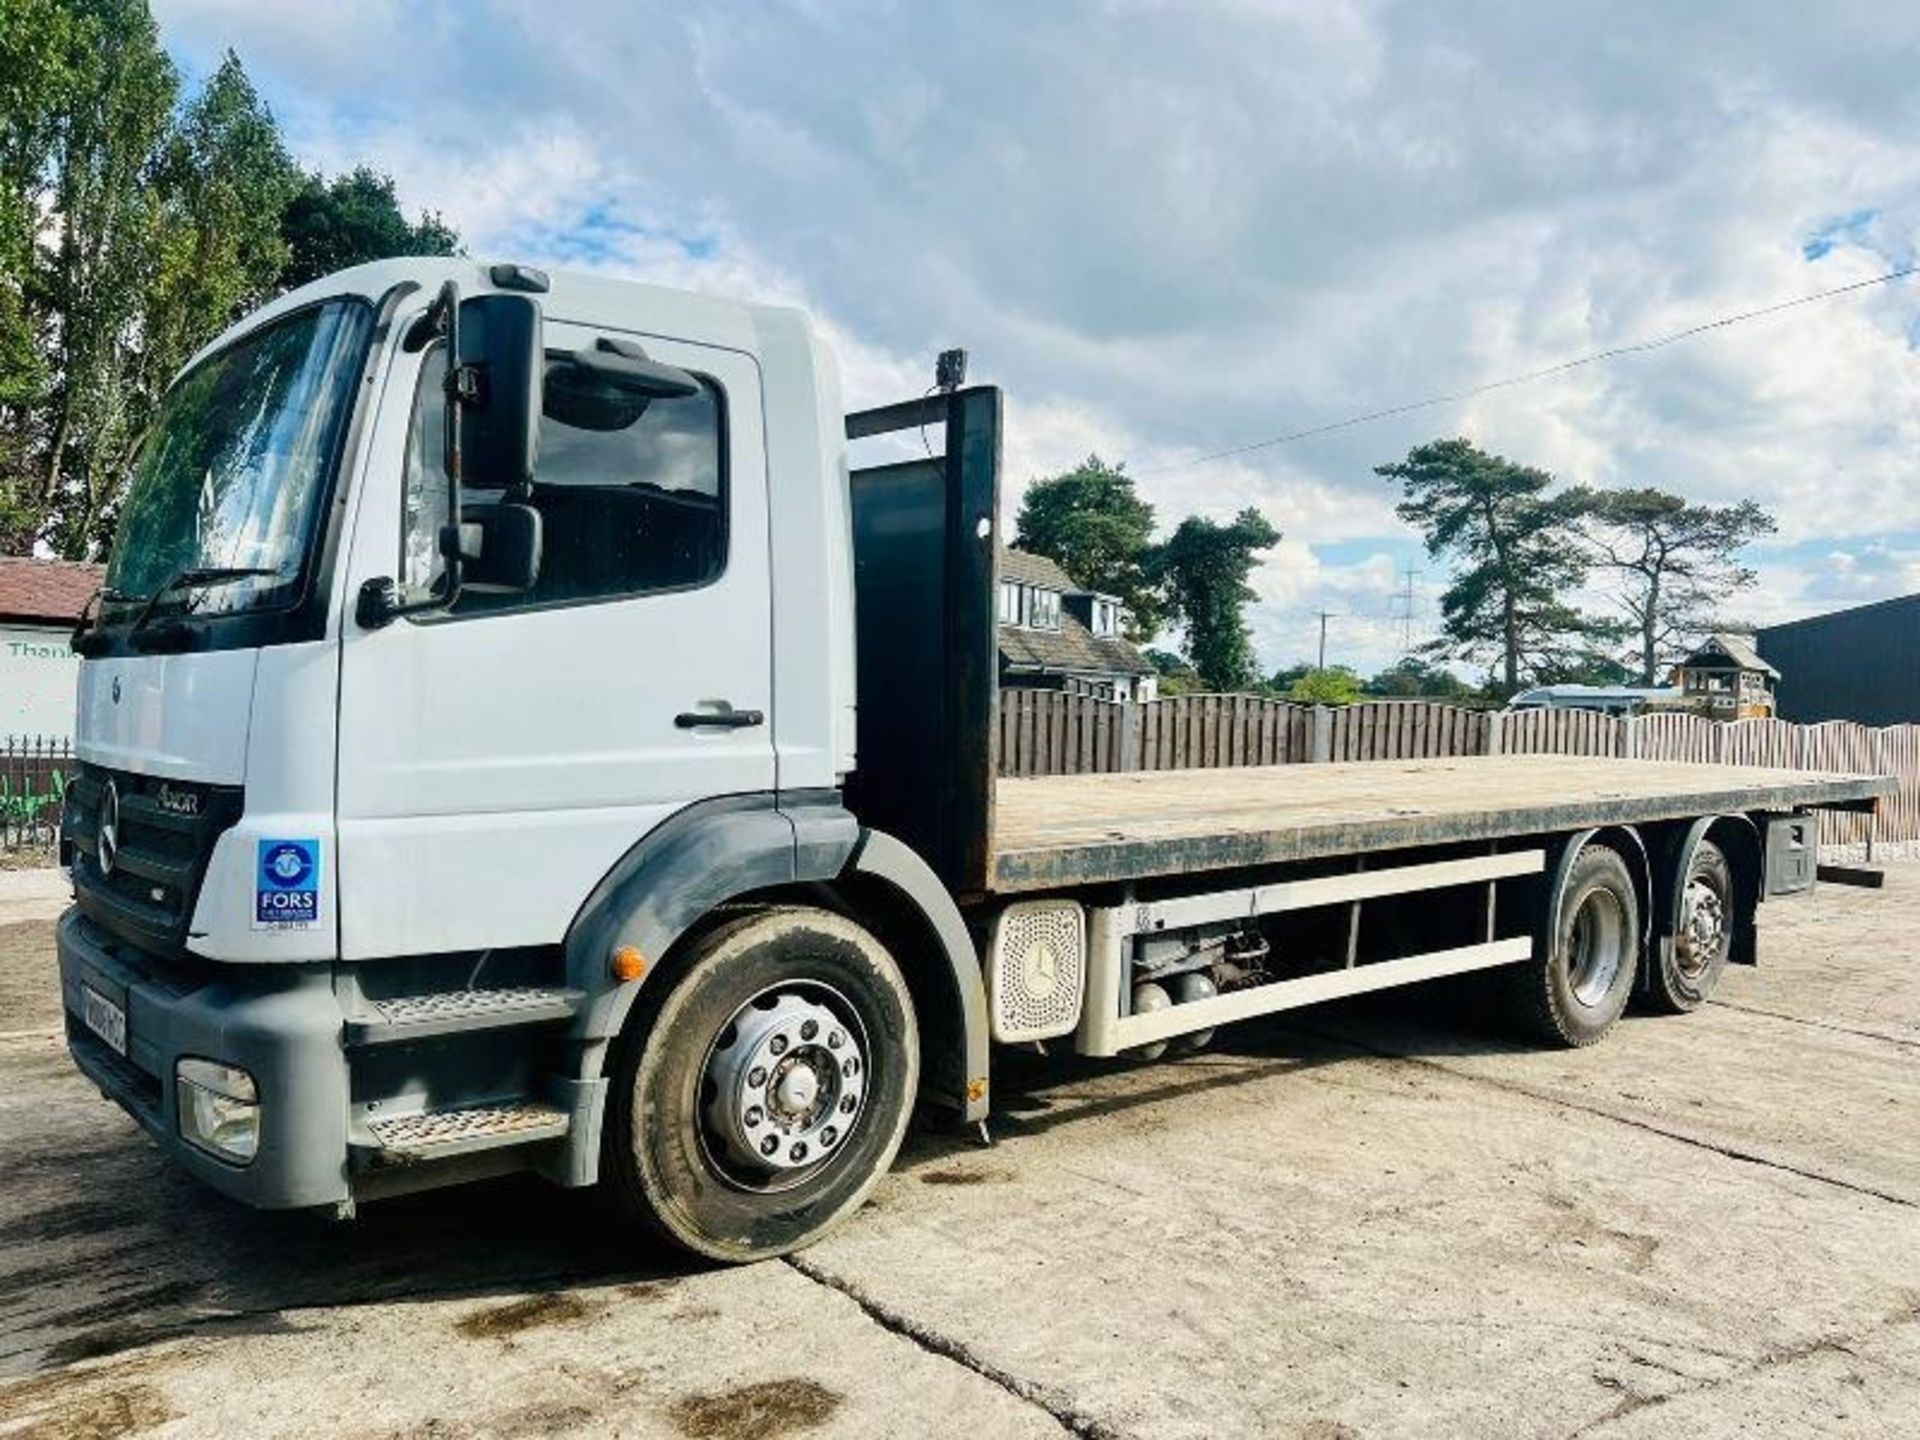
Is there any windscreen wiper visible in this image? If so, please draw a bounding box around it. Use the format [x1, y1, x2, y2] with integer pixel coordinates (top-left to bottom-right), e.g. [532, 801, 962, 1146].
[128, 566, 281, 637]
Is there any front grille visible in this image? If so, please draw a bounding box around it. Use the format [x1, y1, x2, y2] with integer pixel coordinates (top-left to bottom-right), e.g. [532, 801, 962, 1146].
[65, 765, 242, 958]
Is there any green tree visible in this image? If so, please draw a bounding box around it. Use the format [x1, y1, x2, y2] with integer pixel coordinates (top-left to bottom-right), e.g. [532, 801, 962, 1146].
[1379, 438, 1601, 694]
[1143, 646, 1200, 696]
[1363, 656, 1478, 701]
[31, 0, 178, 557]
[1014, 454, 1161, 639]
[1269, 661, 1313, 692]
[1151, 507, 1280, 692]
[279, 166, 459, 291]
[0, 1, 452, 557]
[1289, 666, 1361, 705]
[0, 0, 80, 547]
[1566, 487, 1777, 685]
[54, 49, 304, 554]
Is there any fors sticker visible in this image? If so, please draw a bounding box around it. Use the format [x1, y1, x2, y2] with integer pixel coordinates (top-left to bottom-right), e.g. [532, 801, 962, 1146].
[255, 838, 320, 929]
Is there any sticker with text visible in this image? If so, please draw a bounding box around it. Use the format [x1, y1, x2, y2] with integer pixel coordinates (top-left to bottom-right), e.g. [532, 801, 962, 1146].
[255, 838, 320, 930]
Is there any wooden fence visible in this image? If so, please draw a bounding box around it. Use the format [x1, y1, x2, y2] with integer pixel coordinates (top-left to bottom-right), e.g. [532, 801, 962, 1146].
[995, 692, 1920, 853]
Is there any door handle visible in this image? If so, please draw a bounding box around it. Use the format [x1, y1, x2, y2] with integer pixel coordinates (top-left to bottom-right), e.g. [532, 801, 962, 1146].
[675, 706, 765, 730]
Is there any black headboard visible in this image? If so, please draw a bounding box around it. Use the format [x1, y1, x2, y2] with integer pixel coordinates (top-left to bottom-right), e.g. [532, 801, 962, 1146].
[843, 387, 1001, 896]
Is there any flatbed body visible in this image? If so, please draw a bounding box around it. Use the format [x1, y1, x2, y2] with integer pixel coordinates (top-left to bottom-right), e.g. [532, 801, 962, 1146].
[992, 755, 1892, 892]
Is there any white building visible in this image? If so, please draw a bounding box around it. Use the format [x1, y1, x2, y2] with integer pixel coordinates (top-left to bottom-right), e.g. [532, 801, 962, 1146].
[0, 558, 102, 743]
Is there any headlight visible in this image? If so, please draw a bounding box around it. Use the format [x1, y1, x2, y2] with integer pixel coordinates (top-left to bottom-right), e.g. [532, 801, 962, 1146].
[176, 1058, 260, 1164]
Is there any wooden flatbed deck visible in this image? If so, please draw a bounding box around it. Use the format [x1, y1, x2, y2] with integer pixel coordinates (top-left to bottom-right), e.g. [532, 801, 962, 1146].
[990, 755, 1893, 892]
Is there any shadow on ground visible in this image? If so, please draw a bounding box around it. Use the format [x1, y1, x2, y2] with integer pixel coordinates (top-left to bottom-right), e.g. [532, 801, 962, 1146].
[3, 971, 1547, 1376]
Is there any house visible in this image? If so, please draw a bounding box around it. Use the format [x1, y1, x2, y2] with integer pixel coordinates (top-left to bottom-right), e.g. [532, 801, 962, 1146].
[0, 557, 102, 742]
[1673, 632, 1778, 720]
[1757, 593, 1920, 725]
[997, 548, 1157, 702]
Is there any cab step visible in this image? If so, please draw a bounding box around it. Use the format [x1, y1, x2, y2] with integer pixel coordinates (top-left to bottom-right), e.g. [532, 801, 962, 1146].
[361, 1101, 570, 1163]
[344, 986, 583, 1045]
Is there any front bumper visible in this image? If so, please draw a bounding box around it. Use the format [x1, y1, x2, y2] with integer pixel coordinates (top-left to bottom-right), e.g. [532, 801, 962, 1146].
[57, 907, 351, 1209]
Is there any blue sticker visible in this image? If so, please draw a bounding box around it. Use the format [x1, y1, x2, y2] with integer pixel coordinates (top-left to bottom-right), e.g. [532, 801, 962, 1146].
[255, 839, 320, 929]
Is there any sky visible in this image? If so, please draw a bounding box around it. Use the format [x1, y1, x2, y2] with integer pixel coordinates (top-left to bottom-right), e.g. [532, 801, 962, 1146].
[153, 0, 1920, 678]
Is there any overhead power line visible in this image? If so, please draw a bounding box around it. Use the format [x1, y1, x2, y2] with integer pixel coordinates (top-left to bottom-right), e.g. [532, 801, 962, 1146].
[1138, 263, 1919, 478]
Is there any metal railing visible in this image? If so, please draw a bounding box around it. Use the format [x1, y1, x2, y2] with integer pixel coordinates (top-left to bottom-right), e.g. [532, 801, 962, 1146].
[0, 736, 71, 856]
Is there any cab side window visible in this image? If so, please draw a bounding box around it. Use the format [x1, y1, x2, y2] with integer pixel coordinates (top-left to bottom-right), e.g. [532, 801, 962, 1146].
[400, 343, 728, 612]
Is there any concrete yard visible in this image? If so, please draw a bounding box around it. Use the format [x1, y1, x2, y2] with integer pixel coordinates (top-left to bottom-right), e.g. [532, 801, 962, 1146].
[3, 870, 1918, 1438]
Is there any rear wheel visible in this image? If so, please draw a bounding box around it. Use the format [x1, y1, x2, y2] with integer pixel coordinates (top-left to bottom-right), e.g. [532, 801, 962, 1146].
[1511, 843, 1641, 1047]
[603, 907, 919, 1262]
[1646, 838, 1733, 1013]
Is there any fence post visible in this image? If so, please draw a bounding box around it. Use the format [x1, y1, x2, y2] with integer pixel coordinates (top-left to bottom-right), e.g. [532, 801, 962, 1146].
[1484, 710, 1503, 757]
[1118, 699, 1139, 772]
[1310, 705, 1332, 764]
[1622, 717, 1638, 760]
[1870, 728, 1882, 863]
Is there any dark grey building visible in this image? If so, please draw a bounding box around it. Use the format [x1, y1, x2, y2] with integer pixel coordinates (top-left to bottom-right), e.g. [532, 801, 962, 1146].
[1756, 594, 1920, 725]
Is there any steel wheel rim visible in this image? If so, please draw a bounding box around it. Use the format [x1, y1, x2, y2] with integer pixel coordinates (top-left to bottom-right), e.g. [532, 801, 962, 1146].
[696, 980, 870, 1195]
[1677, 874, 1727, 980]
[1567, 886, 1627, 1008]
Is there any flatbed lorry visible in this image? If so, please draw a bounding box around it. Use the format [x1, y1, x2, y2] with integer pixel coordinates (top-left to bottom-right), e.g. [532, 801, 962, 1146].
[55, 259, 1890, 1261]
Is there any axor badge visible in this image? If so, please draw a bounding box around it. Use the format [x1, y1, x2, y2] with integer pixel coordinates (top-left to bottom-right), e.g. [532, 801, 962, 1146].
[255, 839, 321, 930]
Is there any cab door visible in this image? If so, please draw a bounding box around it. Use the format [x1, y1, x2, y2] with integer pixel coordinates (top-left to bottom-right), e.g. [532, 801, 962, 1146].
[335, 317, 774, 959]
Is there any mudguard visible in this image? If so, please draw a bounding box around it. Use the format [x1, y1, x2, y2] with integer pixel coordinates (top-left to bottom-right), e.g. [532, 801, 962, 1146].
[557, 796, 990, 1186]
[566, 792, 858, 1052]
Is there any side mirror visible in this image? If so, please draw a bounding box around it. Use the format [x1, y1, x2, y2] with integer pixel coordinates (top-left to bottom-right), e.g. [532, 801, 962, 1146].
[440, 502, 542, 594]
[457, 294, 543, 490]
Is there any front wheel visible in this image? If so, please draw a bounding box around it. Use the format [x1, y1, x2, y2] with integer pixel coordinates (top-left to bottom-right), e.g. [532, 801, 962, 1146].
[1509, 843, 1641, 1048]
[603, 907, 919, 1262]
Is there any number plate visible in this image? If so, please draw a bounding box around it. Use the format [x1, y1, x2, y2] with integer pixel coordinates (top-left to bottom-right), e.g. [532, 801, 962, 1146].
[81, 985, 126, 1056]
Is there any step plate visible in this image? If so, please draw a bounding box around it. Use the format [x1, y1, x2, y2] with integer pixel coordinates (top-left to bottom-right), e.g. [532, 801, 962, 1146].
[365, 1102, 569, 1162]
[347, 987, 582, 1045]
[372, 987, 575, 1025]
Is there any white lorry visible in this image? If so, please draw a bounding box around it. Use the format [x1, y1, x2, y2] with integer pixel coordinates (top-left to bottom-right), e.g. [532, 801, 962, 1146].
[57, 260, 1888, 1261]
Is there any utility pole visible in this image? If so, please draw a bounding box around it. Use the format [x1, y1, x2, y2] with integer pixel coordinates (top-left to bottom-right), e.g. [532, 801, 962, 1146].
[1315, 610, 1334, 670]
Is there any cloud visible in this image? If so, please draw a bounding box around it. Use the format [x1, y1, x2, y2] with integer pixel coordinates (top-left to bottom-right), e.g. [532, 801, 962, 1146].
[152, 0, 1920, 677]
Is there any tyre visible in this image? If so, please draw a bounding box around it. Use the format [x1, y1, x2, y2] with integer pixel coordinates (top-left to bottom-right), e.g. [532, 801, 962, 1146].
[603, 906, 919, 1262]
[1646, 838, 1733, 1014]
[1511, 843, 1641, 1047]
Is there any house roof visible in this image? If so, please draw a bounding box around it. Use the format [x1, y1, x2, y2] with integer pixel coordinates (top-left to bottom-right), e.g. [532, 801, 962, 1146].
[0, 557, 104, 626]
[999, 546, 1078, 592]
[999, 612, 1155, 678]
[1682, 632, 1780, 679]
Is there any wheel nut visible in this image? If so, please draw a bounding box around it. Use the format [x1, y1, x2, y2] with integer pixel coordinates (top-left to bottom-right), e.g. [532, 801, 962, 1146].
[744, 1106, 763, 1126]
[748, 1066, 767, 1088]
[790, 1143, 808, 1162]
[800, 1019, 819, 1041]
[828, 1030, 843, 1049]
[843, 1057, 860, 1077]
[769, 1035, 788, 1056]
[840, 1095, 856, 1114]
[760, 1135, 778, 1157]
[822, 1126, 838, 1146]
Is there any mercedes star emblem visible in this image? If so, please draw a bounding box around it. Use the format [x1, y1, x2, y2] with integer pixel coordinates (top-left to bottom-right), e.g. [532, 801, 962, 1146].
[97, 779, 120, 877]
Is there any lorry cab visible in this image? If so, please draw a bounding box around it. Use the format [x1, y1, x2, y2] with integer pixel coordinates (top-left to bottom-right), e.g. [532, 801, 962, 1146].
[68, 260, 855, 965]
[58, 260, 956, 1254]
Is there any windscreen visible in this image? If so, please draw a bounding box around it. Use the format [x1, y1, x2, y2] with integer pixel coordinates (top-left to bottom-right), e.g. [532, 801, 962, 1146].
[102, 299, 372, 620]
